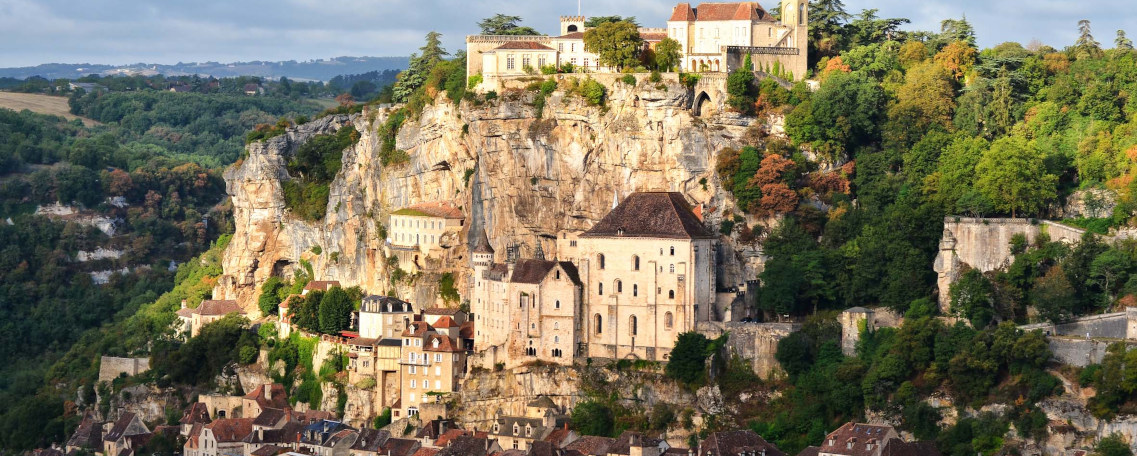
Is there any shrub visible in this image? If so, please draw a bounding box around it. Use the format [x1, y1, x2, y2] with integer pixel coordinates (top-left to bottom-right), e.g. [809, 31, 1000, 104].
[439, 272, 460, 303]
[580, 79, 606, 106]
[373, 408, 392, 428]
[467, 73, 483, 89]
[621, 74, 637, 86]
[540, 65, 558, 75]
[649, 70, 662, 83]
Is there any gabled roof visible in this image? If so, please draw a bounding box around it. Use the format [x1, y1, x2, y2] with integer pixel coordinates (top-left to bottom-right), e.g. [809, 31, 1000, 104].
[381, 437, 421, 456]
[66, 416, 103, 449]
[565, 436, 615, 455]
[185, 423, 205, 450]
[795, 447, 820, 456]
[555, 32, 585, 40]
[434, 429, 472, 447]
[252, 407, 288, 428]
[205, 418, 255, 443]
[607, 431, 662, 454]
[351, 428, 390, 452]
[818, 422, 899, 456]
[416, 419, 454, 440]
[688, 2, 774, 22]
[669, 2, 696, 21]
[412, 448, 440, 456]
[459, 322, 475, 339]
[509, 260, 582, 286]
[699, 430, 785, 456]
[180, 403, 211, 426]
[527, 396, 558, 409]
[244, 384, 289, 410]
[403, 321, 435, 337]
[581, 192, 715, 239]
[434, 316, 459, 328]
[304, 281, 341, 292]
[438, 436, 496, 456]
[104, 412, 147, 442]
[425, 307, 463, 316]
[196, 299, 243, 316]
[494, 41, 555, 51]
[880, 439, 941, 456]
[176, 306, 196, 318]
[424, 334, 461, 352]
[251, 445, 287, 456]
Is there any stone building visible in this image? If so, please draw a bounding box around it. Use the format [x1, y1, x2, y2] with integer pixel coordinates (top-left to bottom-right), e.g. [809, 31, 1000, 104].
[176, 299, 246, 338]
[666, 0, 808, 77]
[358, 296, 414, 339]
[387, 201, 464, 273]
[485, 396, 571, 452]
[813, 422, 944, 456]
[469, 235, 583, 368]
[102, 412, 150, 456]
[398, 321, 468, 418]
[558, 192, 717, 361]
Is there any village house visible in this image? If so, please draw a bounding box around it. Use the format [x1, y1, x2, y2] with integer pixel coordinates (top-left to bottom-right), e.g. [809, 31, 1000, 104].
[180, 403, 212, 436]
[177, 299, 246, 338]
[102, 412, 150, 456]
[350, 428, 391, 456]
[378, 438, 422, 456]
[359, 296, 414, 339]
[303, 281, 342, 295]
[485, 396, 572, 452]
[397, 321, 468, 418]
[434, 436, 502, 456]
[387, 202, 465, 273]
[65, 412, 104, 454]
[192, 418, 255, 456]
[243, 384, 289, 419]
[346, 337, 402, 411]
[808, 422, 939, 456]
[557, 192, 717, 361]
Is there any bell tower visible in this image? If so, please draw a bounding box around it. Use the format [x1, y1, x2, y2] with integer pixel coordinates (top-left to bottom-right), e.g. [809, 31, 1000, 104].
[560, 16, 585, 36]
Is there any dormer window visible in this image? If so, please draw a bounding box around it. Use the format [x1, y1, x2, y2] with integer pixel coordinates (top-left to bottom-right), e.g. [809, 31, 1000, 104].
[493, 424, 500, 433]
[513, 424, 520, 435]
[432, 338, 440, 349]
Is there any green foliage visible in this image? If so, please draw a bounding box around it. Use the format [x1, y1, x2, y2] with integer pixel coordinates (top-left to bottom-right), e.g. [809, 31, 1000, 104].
[974, 135, 1057, 217]
[571, 400, 615, 437]
[949, 268, 995, 327]
[1096, 433, 1134, 456]
[582, 21, 644, 70]
[373, 407, 393, 429]
[665, 332, 713, 386]
[259, 277, 285, 316]
[727, 55, 756, 113]
[151, 314, 259, 386]
[654, 38, 682, 71]
[317, 287, 354, 334]
[477, 14, 541, 36]
[467, 73, 483, 89]
[439, 272, 460, 303]
[621, 74, 637, 86]
[282, 126, 359, 221]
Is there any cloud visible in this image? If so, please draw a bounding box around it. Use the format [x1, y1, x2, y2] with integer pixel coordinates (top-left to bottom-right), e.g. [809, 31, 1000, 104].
[0, 0, 1134, 67]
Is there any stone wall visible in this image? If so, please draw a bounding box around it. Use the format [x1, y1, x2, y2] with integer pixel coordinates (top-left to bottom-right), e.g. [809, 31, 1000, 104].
[935, 218, 1088, 312]
[697, 321, 800, 379]
[98, 356, 151, 383]
[1020, 312, 1130, 339]
[1048, 338, 1137, 367]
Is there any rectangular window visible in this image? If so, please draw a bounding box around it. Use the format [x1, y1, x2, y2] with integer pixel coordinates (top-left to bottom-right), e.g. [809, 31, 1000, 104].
[506, 55, 516, 70]
[583, 58, 589, 69]
[410, 379, 417, 388]
[435, 354, 442, 363]
[410, 365, 417, 374]
[522, 55, 531, 69]
[435, 380, 441, 389]
[558, 43, 564, 52]
[570, 43, 575, 52]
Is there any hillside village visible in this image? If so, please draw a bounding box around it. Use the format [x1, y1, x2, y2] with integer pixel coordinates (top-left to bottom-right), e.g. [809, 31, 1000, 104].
[13, 0, 1137, 455]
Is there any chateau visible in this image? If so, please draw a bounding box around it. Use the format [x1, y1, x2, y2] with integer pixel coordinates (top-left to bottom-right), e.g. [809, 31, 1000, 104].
[470, 192, 717, 366]
[465, 1, 808, 90]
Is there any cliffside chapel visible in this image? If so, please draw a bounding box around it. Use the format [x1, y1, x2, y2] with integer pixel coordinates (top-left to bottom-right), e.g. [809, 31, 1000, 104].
[469, 192, 717, 365]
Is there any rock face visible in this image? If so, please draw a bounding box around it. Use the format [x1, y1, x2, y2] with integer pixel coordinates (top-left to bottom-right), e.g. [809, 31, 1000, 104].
[216, 80, 760, 310]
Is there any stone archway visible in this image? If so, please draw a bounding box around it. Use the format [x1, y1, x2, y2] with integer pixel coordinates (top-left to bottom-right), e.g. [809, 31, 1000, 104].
[693, 91, 712, 117]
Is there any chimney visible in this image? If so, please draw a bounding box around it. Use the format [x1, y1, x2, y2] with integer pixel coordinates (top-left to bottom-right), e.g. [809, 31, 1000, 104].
[181, 299, 187, 309]
[258, 429, 264, 441]
[264, 384, 272, 400]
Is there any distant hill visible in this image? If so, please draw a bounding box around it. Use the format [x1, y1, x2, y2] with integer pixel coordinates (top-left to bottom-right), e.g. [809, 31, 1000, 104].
[0, 56, 409, 82]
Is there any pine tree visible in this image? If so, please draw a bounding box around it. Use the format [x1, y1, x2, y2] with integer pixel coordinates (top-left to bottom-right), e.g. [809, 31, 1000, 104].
[392, 32, 449, 103]
[1077, 19, 1100, 49]
[1117, 30, 1134, 50]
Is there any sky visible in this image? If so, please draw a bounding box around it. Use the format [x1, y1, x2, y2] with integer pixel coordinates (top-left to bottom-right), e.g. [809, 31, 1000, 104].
[0, 0, 1134, 67]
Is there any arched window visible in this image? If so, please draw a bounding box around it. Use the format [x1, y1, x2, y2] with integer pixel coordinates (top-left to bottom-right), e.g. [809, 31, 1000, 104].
[633, 284, 638, 297]
[554, 335, 560, 343]
[669, 246, 675, 256]
[555, 300, 561, 309]
[598, 254, 605, 269]
[598, 283, 604, 296]
[555, 270, 561, 279]
[616, 280, 623, 293]
[668, 290, 675, 299]
[665, 312, 674, 329]
[594, 314, 603, 334]
[554, 322, 559, 330]
[567, 24, 579, 32]
[799, 3, 805, 25]
[633, 255, 640, 271]
[669, 264, 675, 273]
[630, 315, 638, 336]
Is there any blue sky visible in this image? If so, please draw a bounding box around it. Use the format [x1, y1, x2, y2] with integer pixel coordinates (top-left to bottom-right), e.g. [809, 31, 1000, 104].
[0, 0, 1133, 67]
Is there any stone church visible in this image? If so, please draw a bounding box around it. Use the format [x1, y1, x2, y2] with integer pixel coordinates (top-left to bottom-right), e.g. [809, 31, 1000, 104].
[469, 192, 717, 366]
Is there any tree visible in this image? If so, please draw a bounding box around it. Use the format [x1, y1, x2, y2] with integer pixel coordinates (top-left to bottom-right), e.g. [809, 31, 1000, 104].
[392, 32, 449, 102]
[938, 17, 976, 48]
[478, 14, 540, 36]
[1031, 266, 1077, 323]
[318, 286, 353, 334]
[845, 9, 910, 46]
[667, 332, 712, 386]
[1117, 30, 1134, 51]
[950, 268, 995, 328]
[583, 21, 644, 70]
[726, 55, 756, 112]
[808, 0, 850, 58]
[571, 400, 615, 437]
[1078, 19, 1101, 50]
[585, 16, 639, 28]
[974, 135, 1057, 217]
[934, 41, 977, 80]
[886, 62, 956, 148]
[258, 277, 285, 316]
[654, 38, 682, 71]
[1095, 433, 1134, 456]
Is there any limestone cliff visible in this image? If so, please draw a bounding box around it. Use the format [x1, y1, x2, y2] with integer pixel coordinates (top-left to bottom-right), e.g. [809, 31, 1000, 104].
[215, 79, 763, 309]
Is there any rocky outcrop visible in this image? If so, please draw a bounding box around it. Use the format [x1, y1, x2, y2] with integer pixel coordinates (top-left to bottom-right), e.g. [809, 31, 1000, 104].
[216, 80, 761, 310]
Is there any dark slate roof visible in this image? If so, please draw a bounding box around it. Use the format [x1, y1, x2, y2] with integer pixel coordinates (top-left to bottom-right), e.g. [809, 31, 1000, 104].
[66, 417, 103, 449]
[795, 447, 820, 456]
[351, 428, 390, 452]
[819, 423, 898, 456]
[378, 338, 403, 347]
[880, 439, 941, 456]
[381, 437, 421, 456]
[526, 396, 558, 410]
[491, 417, 546, 439]
[416, 419, 454, 440]
[437, 436, 495, 456]
[527, 441, 562, 456]
[252, 408, 287, 427]
[361, 296, 414, 313]
[608, 431, 663, 454]
[699, 430, 785, 456]
[104, 412, 145, 442]
[180, 403, 211, 425]
[509, 260, 582, 286]
[251, 445, 287, 456]
[242, 423, 303, 445]
[581, 192, 714, 239]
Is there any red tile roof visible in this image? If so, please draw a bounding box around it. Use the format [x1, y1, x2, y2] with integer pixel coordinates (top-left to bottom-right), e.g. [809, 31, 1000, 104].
[403, 321, 434, 337]
[459, 322, 475, 339]
[669, 2, 696, 21]
[424, 334, 461, 352]
[556, 32, 585, 40]
[205, 418, 255, 443]
[494, 42, 555, 51]
[180, 403, 211, 425]
[304, 281, 341, 292]
[433, 316, 459, 328]
[425, 307, 463, 316]
[243, 384, 289, 410]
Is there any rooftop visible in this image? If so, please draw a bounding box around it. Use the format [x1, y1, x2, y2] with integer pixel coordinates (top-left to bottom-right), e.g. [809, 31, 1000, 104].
[393, 201, 463, 219]
[582, 192, 715, 240]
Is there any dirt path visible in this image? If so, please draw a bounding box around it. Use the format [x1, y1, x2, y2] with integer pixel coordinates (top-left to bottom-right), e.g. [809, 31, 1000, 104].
[0, 91, 100, 126]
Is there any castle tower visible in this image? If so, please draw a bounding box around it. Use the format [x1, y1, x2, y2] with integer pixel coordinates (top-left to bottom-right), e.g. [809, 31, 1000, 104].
[779, 0, 808, 49]
[560, 16, 585, 36]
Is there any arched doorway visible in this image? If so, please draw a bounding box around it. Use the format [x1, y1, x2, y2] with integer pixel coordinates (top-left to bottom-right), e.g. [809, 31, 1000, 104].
[693, 91, 712, 117]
